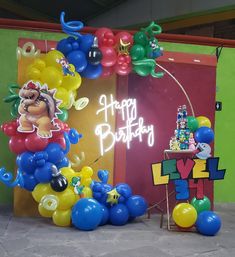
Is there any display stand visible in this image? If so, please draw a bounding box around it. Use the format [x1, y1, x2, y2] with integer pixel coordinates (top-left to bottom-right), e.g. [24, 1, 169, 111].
[148, 149, 195, 231]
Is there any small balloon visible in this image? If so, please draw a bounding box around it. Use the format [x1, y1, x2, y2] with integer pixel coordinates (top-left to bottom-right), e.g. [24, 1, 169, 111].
[109, 203, 129, 226]
[100, 46, 117, 67]
[67, 50, 87, 73]
[57, 108, 68, 122]
[197, 116, 211, 128]
[191, 196, 211, 214]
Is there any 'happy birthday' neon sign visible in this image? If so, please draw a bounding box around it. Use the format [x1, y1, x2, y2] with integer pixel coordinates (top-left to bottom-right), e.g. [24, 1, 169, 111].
[95, 94, 155, 155]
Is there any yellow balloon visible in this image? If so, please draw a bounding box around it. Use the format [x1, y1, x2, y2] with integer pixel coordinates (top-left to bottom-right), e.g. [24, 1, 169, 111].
[41, 66, 63, 89]
[44, 50, 65, 70]
[82, 187, 93, 198]
[32, 184, 52, 203]
[33, 58, 46, 71]
[38, 203, 54, 218]
[61, 72, 82, 91]
[55, 87, 70, 108]
[55, 188, 77, 211]
[172, 203, 197, 228]
[81, 177, 92, 187]
[60, 167, 76, 184]
[26, 65, 41, 80]
[80, 166, 93, 178]
[196, 116, 211, 128]
[52, 209, 71, 227]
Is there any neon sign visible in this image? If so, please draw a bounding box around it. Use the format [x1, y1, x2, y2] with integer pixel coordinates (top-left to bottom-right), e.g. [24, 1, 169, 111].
[95, 94, 155, 155]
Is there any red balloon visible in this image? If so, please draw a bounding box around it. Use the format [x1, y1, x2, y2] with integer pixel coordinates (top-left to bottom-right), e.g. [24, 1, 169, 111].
[115, 54, 132, 76]
[115, 31, 133, 46]
[50, 136, 66, 149]
[9, 135, 27, 154]
[101, 66, 115, 78]
[100, 47, 117, 67]
[25, 133, 49, 152]
[115, 63, 132, 76]
[3, 123, 18, 137]
[95, 28, 116, 47]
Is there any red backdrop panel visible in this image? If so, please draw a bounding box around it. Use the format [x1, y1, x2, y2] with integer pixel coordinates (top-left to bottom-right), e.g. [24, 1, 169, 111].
[115, 52, 217, 209]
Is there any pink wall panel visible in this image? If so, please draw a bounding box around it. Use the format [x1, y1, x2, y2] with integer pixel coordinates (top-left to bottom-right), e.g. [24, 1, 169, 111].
[119, 52, 217, 209]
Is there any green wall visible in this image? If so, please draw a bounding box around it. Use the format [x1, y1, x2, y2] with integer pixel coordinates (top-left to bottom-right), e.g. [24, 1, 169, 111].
[0, 29, 234, 204]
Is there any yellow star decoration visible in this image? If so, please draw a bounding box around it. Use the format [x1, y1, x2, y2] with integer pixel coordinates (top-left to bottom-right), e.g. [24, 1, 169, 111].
[106, 188, 120, 205]
[118, 39, 131, 55]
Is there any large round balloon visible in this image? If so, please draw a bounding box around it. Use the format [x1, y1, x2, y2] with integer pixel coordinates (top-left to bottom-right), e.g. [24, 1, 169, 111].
[196, 116, 211, 128]
[196, 211, 221, 236]
[172, 203, 197, 228]
[72, 198, 102, 231]
[187, 116, 199, 132]
[109, 204, 129, 226]
[191, 196, 211, 214]
[194, 127, 214, 144]
[126, 195, 147, 217]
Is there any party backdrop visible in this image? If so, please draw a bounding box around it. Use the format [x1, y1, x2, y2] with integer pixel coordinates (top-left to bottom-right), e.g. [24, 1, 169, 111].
[0, 28, 234, 207]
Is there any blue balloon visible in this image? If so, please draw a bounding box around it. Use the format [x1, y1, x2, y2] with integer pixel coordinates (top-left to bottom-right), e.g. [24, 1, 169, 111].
[126, 195, 147, 217]
[99, 204, 109, 226]
[79, 34, 94, 53]
[56, 156, 69, 169]
[195, 127, 214, 144]
[80, 63, 102, 79]
[67, 50, 87, 73]
[56, 38, 73, 55]
[16, 152, 36, 174]
[109, 204, 129, 226]
[72, 198, 102, 231]
[45, 143, 64, 164]
[196, 211, 222, 236]
[97, 170, 109, 184]
[116, 183, 132, 200]
[34, 162, 53, 183]
[22, 173, 38, 191]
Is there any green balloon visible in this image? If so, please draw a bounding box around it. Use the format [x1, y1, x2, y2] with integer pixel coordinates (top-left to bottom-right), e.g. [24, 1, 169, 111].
[187, 116, 199, 132]
[133, 31, 148, 46]
[58, 108, 68, 122]
[133, 65, 151, 77]
[191, 196, 211, 214]
[11, 98, 21, 118]
[130, 44, 145, 61]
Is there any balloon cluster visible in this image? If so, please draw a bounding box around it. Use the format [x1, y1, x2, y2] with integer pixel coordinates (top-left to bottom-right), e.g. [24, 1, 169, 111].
[172, 197, 221, 236]
[56, 12, 103, 79]
[130, 22, 164, 78]
[57, 12, 164, 79]
[25, 50, 82, 112]
[89, 170, 148, 227]
[186, 115, 214, 159]
[32, 166, 93, 227]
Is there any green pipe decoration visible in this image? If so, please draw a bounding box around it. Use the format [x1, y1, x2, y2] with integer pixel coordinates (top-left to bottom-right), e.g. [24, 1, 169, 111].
[133, 59, 164, 78]
[3, 83, 20, 118]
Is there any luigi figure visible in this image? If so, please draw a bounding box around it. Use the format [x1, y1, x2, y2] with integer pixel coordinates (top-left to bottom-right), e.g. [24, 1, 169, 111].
[70, 177, 84, 195]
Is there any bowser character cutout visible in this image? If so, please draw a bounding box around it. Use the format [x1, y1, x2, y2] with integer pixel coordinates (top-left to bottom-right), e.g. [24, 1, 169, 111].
[17, 81, 61, 138]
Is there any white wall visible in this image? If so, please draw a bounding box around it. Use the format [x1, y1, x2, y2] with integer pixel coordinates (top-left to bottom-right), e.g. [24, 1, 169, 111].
[87, 0, 235, 28]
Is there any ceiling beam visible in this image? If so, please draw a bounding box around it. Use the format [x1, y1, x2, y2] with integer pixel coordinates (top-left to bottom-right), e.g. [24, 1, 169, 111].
[0, 0, 56, 22]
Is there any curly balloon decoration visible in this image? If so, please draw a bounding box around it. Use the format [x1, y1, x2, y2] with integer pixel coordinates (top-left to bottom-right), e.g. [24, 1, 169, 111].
[63, 129, 83, 154]
[60, 11, 84, 39]
[141, 21, 162, 37]
[0, 167, 24, 188]
[16, 42, 41, 60]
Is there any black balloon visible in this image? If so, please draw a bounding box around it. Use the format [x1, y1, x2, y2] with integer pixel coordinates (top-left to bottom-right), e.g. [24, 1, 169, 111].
[50, 174, 68, 192]
[87, 47, 103, 65]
